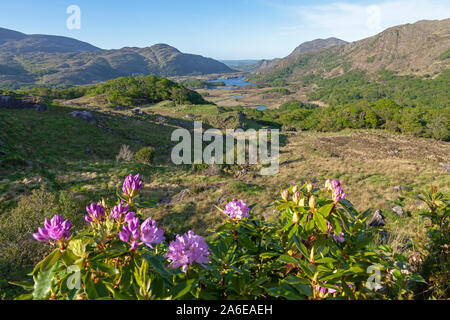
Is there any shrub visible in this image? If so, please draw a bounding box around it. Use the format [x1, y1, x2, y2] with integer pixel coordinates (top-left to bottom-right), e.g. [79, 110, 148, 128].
[116, 145, 134, 163]
[413, 187, 449, 299]
[14, 175, 428, 300]
[133, 147, 156, 165]
[0, 188, 85, 268]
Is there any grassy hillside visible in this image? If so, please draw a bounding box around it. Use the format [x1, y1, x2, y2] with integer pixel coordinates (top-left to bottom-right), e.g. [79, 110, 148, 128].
[1, 99, 448, 299]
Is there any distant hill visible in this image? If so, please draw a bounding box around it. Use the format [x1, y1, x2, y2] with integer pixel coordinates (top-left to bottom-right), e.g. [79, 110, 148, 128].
[0, 28, 234, 89]
[254, 19, 450, 82]
[0, 27, 100, 54]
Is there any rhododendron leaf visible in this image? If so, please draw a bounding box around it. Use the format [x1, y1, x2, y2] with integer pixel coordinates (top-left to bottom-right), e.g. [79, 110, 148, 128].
[32, 264, 56, 300]
[314, 212, 327, 233]
[33, 249, 60, 274]
[268, 283, 305, 300]
[172, 279, 198, 300]
[318, 203, 334, 217]
[143, 254, 171, 278]
[305, 219, 315, 232]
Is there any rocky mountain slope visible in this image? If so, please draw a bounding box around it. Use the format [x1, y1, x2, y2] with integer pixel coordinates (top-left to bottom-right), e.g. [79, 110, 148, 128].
[255, 18, 450, 81]
[0, 28, 234, 89]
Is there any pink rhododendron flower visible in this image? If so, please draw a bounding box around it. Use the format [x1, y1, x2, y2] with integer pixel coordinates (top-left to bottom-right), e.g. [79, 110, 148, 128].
[223, 200, 250, 220]
[165, 231, 210, 273]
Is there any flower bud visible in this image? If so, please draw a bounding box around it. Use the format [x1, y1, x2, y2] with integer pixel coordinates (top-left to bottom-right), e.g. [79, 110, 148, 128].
[292, 185, 298, 193]
[287, 250, 294, 256]
[281, 189, 289, 201]
[292, 191, 300, 205]
[309, 196, 317, 209]
[307, 183, 313, 193]
[299, 198, 305, 207]
[292, 212, 300, 224]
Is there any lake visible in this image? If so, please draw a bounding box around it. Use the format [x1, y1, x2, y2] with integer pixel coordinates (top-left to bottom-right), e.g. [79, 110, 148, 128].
[256, 105, 267, 111]
[208, 76, 255, 88]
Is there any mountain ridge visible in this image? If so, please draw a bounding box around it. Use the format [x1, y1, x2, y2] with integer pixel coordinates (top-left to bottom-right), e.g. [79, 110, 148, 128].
[254, 18, 450, 82]
[0, 28, 234, 89]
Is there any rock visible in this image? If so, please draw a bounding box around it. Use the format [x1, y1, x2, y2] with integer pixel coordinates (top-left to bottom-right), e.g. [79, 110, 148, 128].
[388, 150, 399, 156]
[171, 189, 191, 203]
[69, 111, 98, 125]
[392, 206, 405, 216]
[0, 94, 47, 111]
[131, 108, 144, 116]
[160, 196, 171, 204]
[439, 163, 450, 173]
[392, 185, 405, 193]
[369, 210, 386, 227]
[203, 163, 221, 176]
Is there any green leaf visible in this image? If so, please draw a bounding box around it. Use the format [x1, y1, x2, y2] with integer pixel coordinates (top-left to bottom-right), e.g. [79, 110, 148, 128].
[317, 203, 334, 218]
[143, 254, 171, 278]
[84, 274, 99, 299]
[33, 249, 60, 274]
[268, 283, 305, 300]
[315, 257, 337, 264]
[305, 219, 314, 233]
[314, 212, 328, 233]
[32, 264, 57, 300]
[171, 279, 198, 300]
[278, 255, 298, 265]
[14, 293, 33, 300]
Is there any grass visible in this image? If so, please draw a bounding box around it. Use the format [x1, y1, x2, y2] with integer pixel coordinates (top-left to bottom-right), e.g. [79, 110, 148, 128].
[0, 95, 449, 300]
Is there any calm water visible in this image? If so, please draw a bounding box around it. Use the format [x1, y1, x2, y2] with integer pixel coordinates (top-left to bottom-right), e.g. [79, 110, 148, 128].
[256, 105, 267, 111]
[209, 76, 255, 88]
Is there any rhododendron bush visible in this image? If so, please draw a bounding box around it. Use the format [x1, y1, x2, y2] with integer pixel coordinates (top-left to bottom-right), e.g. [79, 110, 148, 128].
[13, 174, 427, 300]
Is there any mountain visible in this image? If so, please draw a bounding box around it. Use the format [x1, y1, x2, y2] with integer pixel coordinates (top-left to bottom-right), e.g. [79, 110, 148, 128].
[0, 27, 100, 54]
[289, 37, 348, 57]
[255, 37, 348, 74]
[254, 18, 450, 82]
[0, 28, 234, 89]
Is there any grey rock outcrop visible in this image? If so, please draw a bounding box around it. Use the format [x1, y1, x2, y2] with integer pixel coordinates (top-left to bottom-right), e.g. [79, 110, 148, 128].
[392, 206, 405, 216]
[0, 94, 47, 111]
[69, 111, 98, 125]
[369, 210, 386, 227]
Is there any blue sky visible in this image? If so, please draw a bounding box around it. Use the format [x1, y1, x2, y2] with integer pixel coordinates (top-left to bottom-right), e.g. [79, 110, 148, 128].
[1, 0, 449, 59]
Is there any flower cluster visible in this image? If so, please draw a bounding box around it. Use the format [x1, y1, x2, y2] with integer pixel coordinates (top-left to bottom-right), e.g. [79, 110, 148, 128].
[122, 174, 143, 199]
[85, 202, 106, 223]
[119, 212, 165, 250]
[33, 215, 72, 243]
[165, 231, 210, 273]
[223, 200, 250, 220]
[326, 179, 347, 202]
[110, 201, 130, 223]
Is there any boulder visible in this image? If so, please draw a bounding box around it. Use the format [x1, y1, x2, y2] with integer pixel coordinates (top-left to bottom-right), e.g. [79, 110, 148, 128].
[0, 94, 47, 111]
[369, 210, 386, 227]
[392, 206, 405, 216]
[392, 185, 405, 193]
[69, 111, 98, 125]
[439, 163, 450, 173]
[131, 108, 144, 116]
